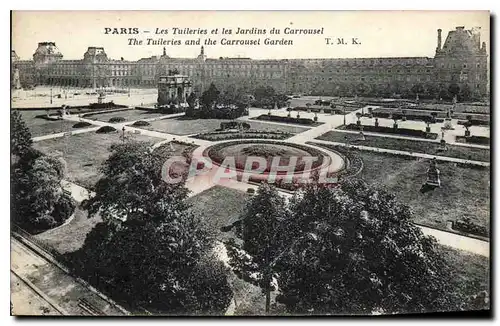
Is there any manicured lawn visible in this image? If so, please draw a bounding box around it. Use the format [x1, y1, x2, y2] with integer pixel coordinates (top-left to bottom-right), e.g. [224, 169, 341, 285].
[16, 110, 80, 137]
[439, 245, 490, 307]
[353, 149, 490, 232]
[33, 132, 164, 190]
[317, 130, 490, 162]
[141, 117, 309, 136]
[85, 109, 168, 123]
[33, 208, 101, 254]
[187, 185, 250, 239]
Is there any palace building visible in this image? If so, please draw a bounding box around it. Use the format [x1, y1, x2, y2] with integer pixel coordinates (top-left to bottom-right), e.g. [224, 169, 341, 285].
[11, 26, 489, 99]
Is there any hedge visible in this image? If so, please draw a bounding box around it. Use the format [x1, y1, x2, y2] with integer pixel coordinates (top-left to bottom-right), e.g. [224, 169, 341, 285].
[456, 135, 490, 146]
[343, 123, 437, 139]
[256, 114, 315, 125]
[453, 218, 489, 238]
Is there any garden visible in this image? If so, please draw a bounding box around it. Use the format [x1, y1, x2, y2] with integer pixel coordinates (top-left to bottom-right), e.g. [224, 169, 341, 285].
[254, 114, 323, 126]
[16, 110, 79, 137]
[195, 130, 293, 141]
[338, 123, 438, 139]
[205, 140, 326, 174]
[32, 132, 164, 190]
[310, 143, 490, 234]
[187, 183, 489, 314]
[138, 117, 310, 136]
[317, 130, 491, 162]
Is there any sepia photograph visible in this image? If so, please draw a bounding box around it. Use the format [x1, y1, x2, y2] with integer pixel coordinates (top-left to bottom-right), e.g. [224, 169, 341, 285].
[9, 10, 490, 317]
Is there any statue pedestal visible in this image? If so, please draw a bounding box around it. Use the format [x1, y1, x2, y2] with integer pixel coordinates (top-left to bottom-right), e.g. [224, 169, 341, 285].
[425, 169, 441, 187]
[443, 118, 454, 130]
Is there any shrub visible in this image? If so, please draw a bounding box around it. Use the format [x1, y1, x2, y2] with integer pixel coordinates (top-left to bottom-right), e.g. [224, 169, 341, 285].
[109, 117, 126, 123]
[96, 126, 117, 133]
[247, 188, 256, 194]
[131, 120, 151, 127]
[453, 218, 489, 237]
[256, 114, 315, 125]
[73, 121, 92, 129]
[52, 194, 76, 224]
[456, 135, 490, 146]
[344, 123, 437, 139]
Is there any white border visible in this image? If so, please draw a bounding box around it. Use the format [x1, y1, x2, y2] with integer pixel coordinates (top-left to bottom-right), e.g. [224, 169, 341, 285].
[2, 2, 497, 326]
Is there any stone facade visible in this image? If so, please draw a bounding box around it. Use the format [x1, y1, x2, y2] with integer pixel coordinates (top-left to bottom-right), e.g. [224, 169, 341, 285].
[157, 74, 193, 106]
[11, 27, 489, 99]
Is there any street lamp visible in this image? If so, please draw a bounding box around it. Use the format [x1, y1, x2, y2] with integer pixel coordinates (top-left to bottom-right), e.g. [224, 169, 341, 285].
[343, 106, 346, 126]
[50, 87, 53, 104]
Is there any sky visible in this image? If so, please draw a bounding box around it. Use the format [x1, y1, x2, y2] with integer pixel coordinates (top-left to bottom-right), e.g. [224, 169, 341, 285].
[12, 11, 490, 61]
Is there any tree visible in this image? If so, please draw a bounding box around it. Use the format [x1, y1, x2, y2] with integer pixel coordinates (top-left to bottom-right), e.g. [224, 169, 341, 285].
[11, 110, 33, 158]
[254, 86, 276, 101]
[11, 153, 70, 230]
[86, 141, 190, 225]
[225, 183, 288, 313]
[459, 84, 472, 102]
[275, 180, 457, 315]
[73, 140, 232, 314]
[448, 83, 460, 99]
[411, 84, 425, 98]
[201, 83, 220, 109]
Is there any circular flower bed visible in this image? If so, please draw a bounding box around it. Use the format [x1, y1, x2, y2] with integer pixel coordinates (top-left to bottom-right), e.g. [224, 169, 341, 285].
[205, 140, 328, 174]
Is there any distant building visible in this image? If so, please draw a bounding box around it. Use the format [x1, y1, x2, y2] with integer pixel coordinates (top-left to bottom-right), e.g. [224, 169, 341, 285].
[11, 27, 489, 99]
[157, 73, 193, 106]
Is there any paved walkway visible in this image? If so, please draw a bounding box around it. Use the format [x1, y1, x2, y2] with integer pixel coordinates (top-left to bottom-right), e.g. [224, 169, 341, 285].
[61, 112, 211, 147]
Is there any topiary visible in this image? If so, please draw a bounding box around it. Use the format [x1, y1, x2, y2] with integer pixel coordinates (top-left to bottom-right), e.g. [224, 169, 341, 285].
[96, 126, 117, 133]
[131, 120, 151, 127]
[73, 121, 92, 129]
[109, 117, 126, 123]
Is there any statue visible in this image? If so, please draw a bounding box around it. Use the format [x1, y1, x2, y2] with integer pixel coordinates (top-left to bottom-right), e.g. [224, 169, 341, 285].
[443, 95, 456, 129]
[425, 158, 441, 187]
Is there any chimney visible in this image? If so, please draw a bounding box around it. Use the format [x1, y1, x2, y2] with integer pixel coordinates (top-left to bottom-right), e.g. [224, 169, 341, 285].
[437, 29, 442, 51]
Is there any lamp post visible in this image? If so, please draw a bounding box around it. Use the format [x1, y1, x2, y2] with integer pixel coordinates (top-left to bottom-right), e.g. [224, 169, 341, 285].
[343, 106, 346, 126]
[50, 87, 53, 104]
